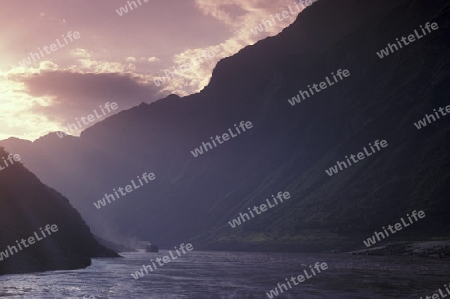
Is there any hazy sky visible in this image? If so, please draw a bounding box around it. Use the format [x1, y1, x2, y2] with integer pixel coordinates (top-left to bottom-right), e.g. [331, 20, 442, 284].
[0, 0, 313, 140]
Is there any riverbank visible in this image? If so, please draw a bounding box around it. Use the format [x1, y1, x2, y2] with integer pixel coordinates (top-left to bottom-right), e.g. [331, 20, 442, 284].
[349, 241, 450, 258]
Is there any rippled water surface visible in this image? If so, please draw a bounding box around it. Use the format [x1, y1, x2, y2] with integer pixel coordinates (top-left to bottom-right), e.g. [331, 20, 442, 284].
[0, 251, 448, 298]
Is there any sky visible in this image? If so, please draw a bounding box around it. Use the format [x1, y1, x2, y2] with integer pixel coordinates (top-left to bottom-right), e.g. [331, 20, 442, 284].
[0, 0, 313, 141]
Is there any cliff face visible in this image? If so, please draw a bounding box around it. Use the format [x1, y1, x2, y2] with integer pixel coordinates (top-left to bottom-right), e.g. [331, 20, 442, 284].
[2, 0, 450, 251]
[0, 147, 118, 275]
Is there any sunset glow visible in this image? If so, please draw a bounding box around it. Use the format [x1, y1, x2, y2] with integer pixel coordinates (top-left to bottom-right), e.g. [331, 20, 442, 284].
[0, 0, 305, 141]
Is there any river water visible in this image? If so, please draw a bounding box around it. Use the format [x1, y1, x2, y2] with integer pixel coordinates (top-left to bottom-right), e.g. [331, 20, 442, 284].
[0, 251, 448, 298]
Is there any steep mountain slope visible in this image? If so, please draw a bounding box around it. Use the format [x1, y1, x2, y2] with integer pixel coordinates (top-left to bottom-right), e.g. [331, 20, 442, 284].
[2, 0, 450, 251]
[0, 147, 118, 275]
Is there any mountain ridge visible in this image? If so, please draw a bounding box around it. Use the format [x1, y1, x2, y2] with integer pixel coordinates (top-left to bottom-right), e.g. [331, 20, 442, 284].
[2, 0, 450, 252]
[0, 147, 119, 275]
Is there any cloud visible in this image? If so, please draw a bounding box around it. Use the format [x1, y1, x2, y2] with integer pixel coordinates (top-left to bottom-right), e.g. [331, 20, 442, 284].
[0, 69, 61, 141]
[0, 0, 312, 140]
[70, 48, 91, 57]
[1, 53, 170, 139]
[16, 71, 164, 127]
[21, 71, 154, 100]
[39, 61, 58, 70]
[153, 0, 309, 94]
[38, 11, 67, 24]
[152, 48, 218, 96]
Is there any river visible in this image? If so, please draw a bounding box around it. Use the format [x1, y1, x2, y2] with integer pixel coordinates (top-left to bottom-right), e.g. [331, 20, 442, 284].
[0, 251, 448, 298]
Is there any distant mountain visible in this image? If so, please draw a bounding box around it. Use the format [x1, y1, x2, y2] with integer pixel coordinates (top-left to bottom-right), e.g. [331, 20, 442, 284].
[0, 147, 118, 275]
[2, 0, 450, 252]
[94, 236, 136, 253]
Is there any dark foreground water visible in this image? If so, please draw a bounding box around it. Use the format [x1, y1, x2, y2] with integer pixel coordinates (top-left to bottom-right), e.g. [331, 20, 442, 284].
[0, 251, 448, 298]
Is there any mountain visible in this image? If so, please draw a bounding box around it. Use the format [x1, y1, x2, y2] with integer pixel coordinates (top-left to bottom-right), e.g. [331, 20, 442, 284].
[0, 147, 118, 275]
[1, 0, 450, 252]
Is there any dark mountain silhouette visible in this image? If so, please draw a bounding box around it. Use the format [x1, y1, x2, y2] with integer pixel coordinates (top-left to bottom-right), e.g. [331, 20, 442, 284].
[2, 0, 450, 252]
[0, 147, 118, 275]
